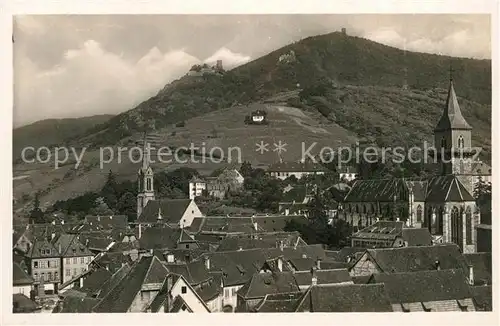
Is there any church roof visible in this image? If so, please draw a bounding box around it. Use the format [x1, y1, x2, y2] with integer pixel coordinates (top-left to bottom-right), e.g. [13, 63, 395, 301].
[425, 175, 474, 202]
[434, 80, 472, 131]
[138, 199, 193, 224]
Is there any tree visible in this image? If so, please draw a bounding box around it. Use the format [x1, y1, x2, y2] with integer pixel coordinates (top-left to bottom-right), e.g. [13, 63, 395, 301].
[101, 170, 119, 209]
[116, 192, 137, 222]
[29, 192, 45, 224]
[90, 197, 114, 216]
[239, 161, 253, 178]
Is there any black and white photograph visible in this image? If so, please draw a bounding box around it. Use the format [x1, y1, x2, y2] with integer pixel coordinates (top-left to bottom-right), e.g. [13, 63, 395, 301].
[4, 0, 498, 322]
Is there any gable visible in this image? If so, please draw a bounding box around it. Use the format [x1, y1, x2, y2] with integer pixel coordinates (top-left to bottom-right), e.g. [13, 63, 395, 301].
[349, 252, 381, 277]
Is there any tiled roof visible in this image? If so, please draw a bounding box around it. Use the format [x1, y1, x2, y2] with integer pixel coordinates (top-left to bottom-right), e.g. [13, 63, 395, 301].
[26, 237, 59, 258]
[359, 244, 469, 274]
[13, 261, 33, 286]
[200, 245, 326, 287]
[190, 215, 308, 234]
[344, 178, 409, 202]
[170, 295, 193, 312]
[471, 285, 492, 311]
[79, 268, 112, 296]
[351, 221, 404, 241]
[53, 234, 93, 257]
[138, 199, 193, 224]
[93, 256, 168, 312]
[237, 272, 300, 299]
[194, 275, 222, 302]
[293, 269, 352, 286]
[425, 175, 474, 202]
[434, 80, 472, 131]
[91, 252, 133, 274]
[13, 293, 40, 313]
[97, 263, 132, 299]
[370, 269, 472, 303]
[295, 284, 393, 312]
[216, 232, 304, 252]
[53, 296, 100, 313]
[401, 228, 433, 246]
[138, 224, 179, 250]
[253, 292, 303, 312]
[464, 252, 492, 285]
[164, 260, 211, 285]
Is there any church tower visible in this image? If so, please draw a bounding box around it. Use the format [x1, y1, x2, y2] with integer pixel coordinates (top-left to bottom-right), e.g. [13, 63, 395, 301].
[433, 73, 475, 194]
[137, 133, 155, 219]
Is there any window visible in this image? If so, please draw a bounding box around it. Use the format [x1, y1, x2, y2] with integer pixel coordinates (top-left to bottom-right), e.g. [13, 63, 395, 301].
[66, 258, 70, 265]
[73, 268, 77, 275]
[80, 257, 85, 264]
[440, 137, 446, 148]
[224, 289, 229, 298]
[147, 178, 151, 191]
[181, 286, 187, 294]
[53, 260, 58, 267]
[186, 244, 190, 249]
[41, 272, 45, 281]
[47, 261, 51, 268]
[48, 272, 52, 281]
[416, 205, 422, 222]
[73, 257, 77, 264]
[466, 207, 472, 245]
[458, 135, 464, 148]
[34, 273, 38, 281]
[231, 288, 236, 296]
[54, 272, 58, 280]
[65, 269, 70, 276]
[34, 261, 38, 269]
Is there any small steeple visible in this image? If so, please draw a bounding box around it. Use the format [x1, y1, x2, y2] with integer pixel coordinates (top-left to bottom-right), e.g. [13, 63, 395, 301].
[141, 132, 150, 172]
[434, 69, 472, 132]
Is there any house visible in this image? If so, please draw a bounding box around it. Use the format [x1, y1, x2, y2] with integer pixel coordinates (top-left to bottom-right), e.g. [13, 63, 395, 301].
[268, 161, 327, 180]
[199, 244, 327, 311]
[470, 161, 492, 185]
[145, 273, 211, 313]
[294, 283, 393, 312]
[92, 255, 169, 312]
[348, 244, 470, 278]
[350, 221, 433, 248]
[244, 110, 268, 125]
[138, 199, 204, 228]
[54, 234, 94, 285]
[278, 185, 313, 216]
[138, 224, 199, 251]
[25, 236, 62, 295]
[188, 169, 244, 200]
[13, 225, 32, 253]
[236, 272, 300, 312]
[369, 269, 475, 312]
[13, 261, 34, 296]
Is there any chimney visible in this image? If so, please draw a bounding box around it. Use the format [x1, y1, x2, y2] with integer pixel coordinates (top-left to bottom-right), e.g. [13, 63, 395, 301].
[277, 258, 283, 272]
[58, 243, 62, 254]
[97, 216, 100, 222]
[79, 276, 84, 288]
[284, 208, 289, 216]
[51, 233, 56, 241]
[138, 224, 142, 239]
[316, 258, 322, 270]
[253, 222, 258, 231]
[468, 265, 474, 286]
[149, 249, 153, 255]
[396, 217, 400, 222]
[109, 215, 112, 219]
[279, 241, 284, 252]
[204, 256, 210, 270]
[61, 220, 64, 225]
[311, 267, 317, 286]
[435, 260, 441, 271]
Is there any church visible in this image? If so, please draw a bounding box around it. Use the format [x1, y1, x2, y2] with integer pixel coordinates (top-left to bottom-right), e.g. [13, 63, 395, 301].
[135, 135, 204, 229]
[342, 76, 488, 254]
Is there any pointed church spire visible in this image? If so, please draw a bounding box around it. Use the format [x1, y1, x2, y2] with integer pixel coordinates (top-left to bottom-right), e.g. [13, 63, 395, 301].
[434, 70, 472, 132]
[141, 131, 150, 172]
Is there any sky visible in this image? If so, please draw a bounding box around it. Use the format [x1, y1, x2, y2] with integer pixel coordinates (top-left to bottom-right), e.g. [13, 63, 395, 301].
[13, 14, 491, 127]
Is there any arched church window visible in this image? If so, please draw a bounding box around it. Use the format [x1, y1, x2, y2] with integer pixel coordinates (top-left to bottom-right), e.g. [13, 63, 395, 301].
[146, 178, 152, 191]
[441, 137, 446, 148]
[458, 135, 465, 148]
[466, 207, 472, 245]
[416, 205, 422, 222]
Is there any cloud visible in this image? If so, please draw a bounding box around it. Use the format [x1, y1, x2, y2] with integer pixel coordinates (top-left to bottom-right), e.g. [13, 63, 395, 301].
[204, 47, 251, 68]
[14, 40, 251, 127]
[363, 27, 490, 59]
